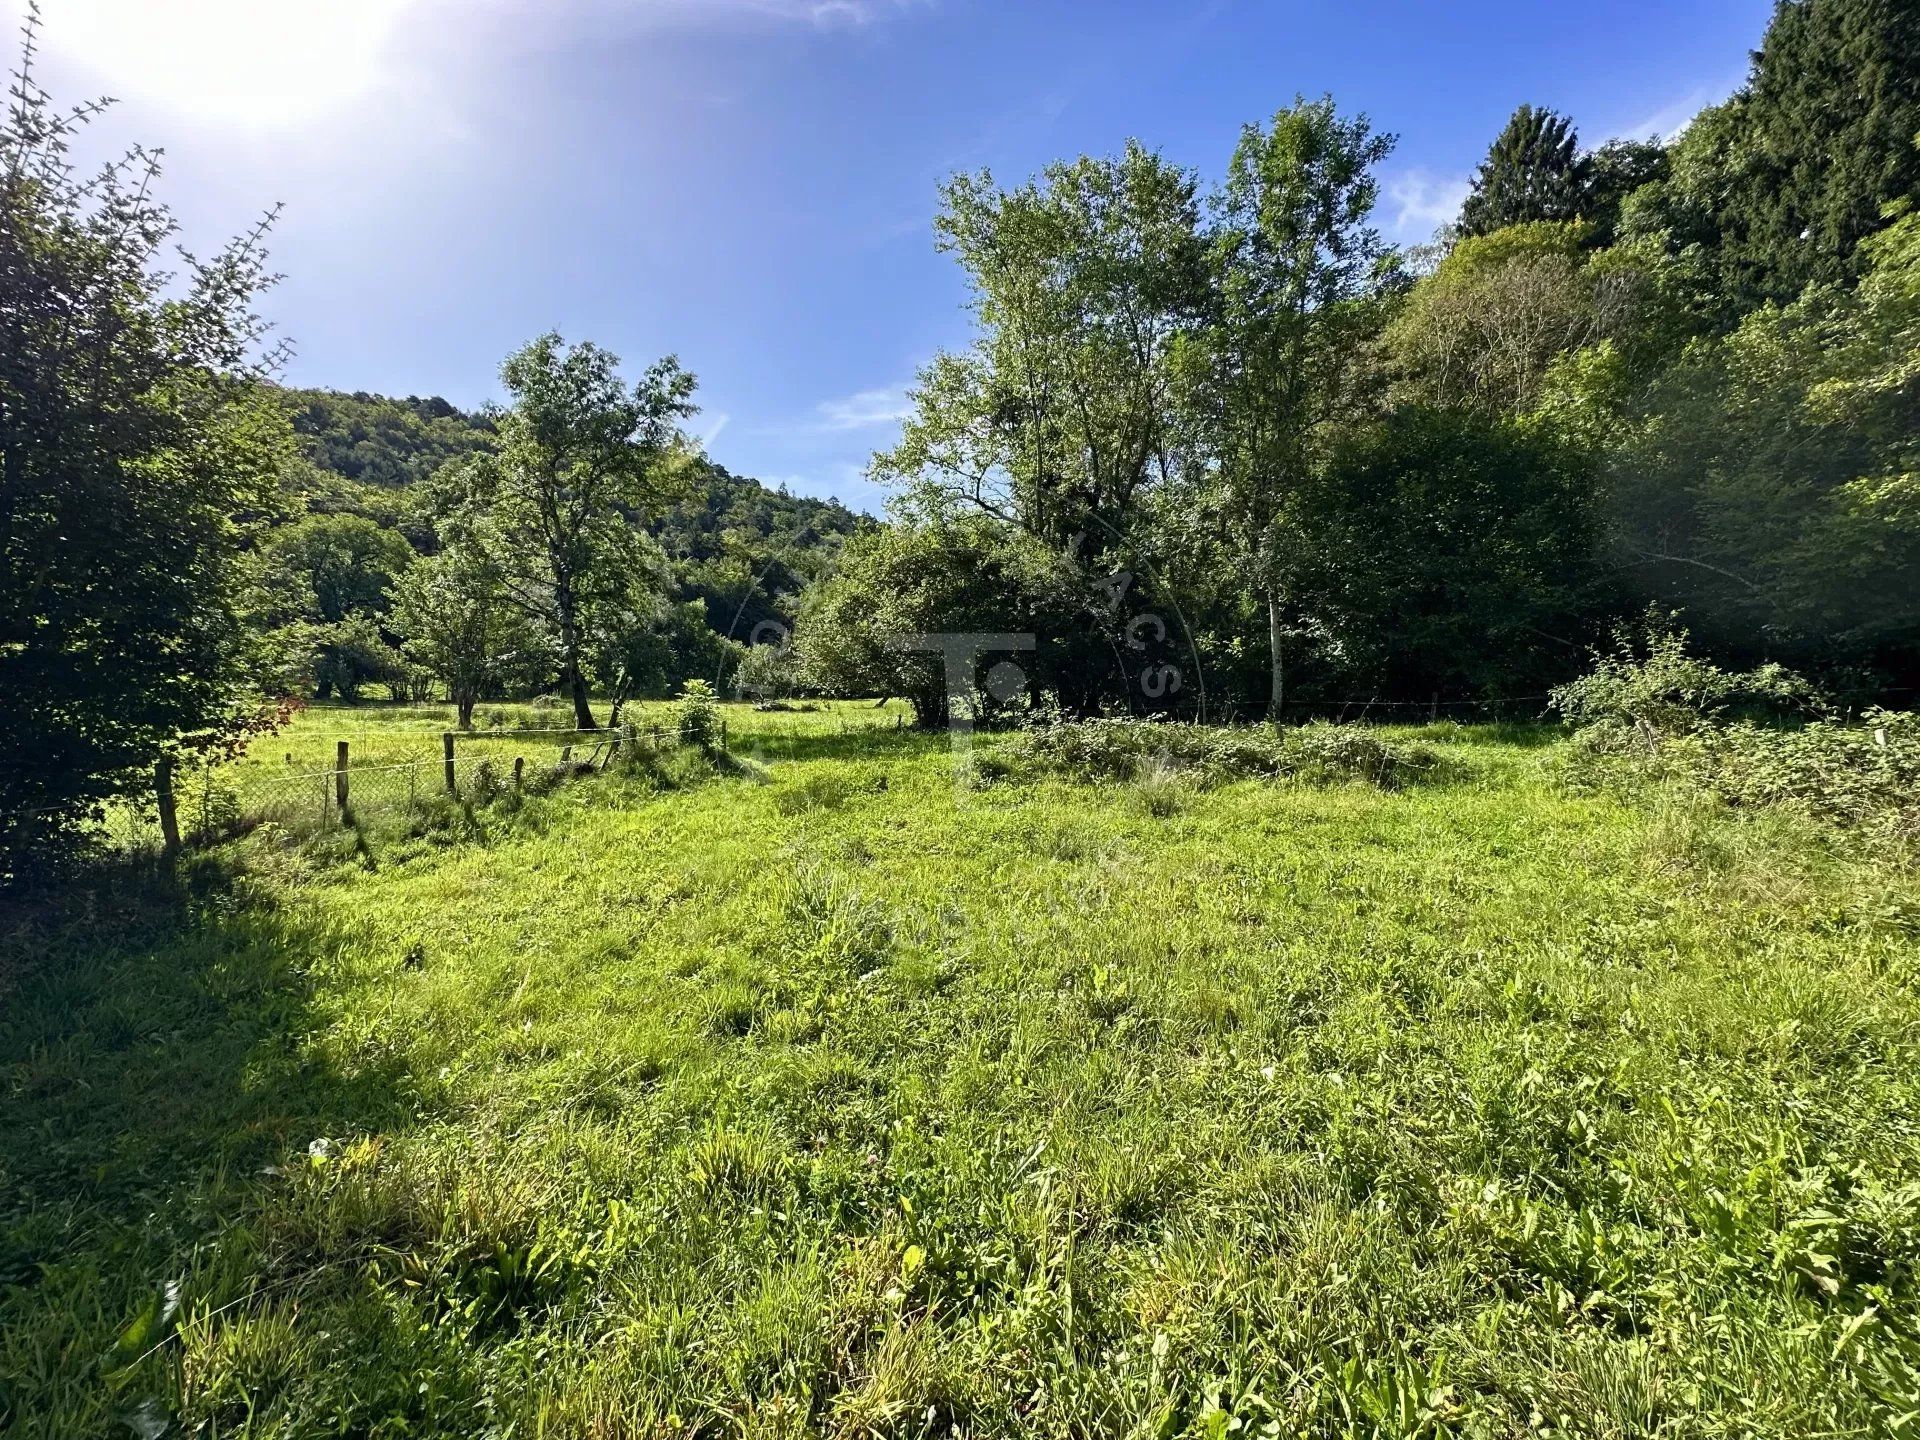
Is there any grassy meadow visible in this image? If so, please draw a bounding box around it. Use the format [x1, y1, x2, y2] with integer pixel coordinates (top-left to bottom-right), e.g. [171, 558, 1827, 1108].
[5, 704, 1920, 1436]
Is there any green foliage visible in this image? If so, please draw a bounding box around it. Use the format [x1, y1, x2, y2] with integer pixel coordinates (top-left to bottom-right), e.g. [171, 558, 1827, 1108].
[1626, 0, 1920, 315]
[1607, 213, 1920, 671]
[1386, 222, 1680, 414]
[1551, 620, 1821, 739]
[284, 389, 494, 490]
[795, 517, 1087, 724]
[1291, 406, 1604, 702]
[391, 549, 534, 727]
[311, 614, 404, 704]
[671, 678, 722, 750]
[733, 642, 800, 704]
[1004, 714, 1438, 789]
[1555, 628, 1919, 851]
[659, 461, 868, 650]
[1198, 96, 1395, 711]
[265, 512, 414, 625]
[1680, 709, 1920, 845]
[1580, 137, 1670, 246]
[880, 140, 1207, 554]
[437, 334, 698, 729]
[1458, 104, 1585, 236]
[0, 19, 290, 873]
[1453, 109, 1666, 247]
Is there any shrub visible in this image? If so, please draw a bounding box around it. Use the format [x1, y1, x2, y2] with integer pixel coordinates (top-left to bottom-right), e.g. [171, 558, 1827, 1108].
[672, 680, 722, 752]
[1550, 620, 1820, 741]
[1675, 709, 1920, 843]
[1003, 716, 1438, 791]
[1554, 626, 1918, 850]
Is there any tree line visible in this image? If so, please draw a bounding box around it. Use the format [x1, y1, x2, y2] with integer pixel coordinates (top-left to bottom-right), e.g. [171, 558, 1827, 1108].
[259, 388, 863, 727]
[796, 0, 1920, 724]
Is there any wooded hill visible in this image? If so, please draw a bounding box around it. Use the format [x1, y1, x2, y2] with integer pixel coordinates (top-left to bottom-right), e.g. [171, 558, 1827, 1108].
[268, 387, 870, 702]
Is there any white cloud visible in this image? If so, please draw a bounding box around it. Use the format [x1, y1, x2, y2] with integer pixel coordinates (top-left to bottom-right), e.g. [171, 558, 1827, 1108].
[813, 385, 913, 432]
[1604, 74, 1744, 146]
[1384, 169, 1470, 242]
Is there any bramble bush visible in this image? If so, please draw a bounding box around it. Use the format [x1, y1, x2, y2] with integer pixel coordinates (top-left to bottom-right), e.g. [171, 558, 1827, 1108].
[999, 715, 1441, 790]
[1549, 619, 1821, 742]
[1554, 626, 1919, 850]
[1676, 710, 1920, 844]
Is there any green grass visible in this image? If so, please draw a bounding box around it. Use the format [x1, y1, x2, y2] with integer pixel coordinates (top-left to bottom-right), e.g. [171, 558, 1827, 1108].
[5, 714, 1920, 1436]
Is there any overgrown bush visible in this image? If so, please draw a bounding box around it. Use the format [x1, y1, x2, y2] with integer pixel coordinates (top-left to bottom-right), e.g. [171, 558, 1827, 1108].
[1550, 620, 1820, 741]
[1671, 710, 1920, 843]
[1002, 716, 1439, 790]
[672, 680, 722, 752]
[1555, 626, 1918, 850]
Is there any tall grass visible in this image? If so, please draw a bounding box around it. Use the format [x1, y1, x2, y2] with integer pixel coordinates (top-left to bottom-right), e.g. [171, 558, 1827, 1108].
[3, 717, 1919, 1435]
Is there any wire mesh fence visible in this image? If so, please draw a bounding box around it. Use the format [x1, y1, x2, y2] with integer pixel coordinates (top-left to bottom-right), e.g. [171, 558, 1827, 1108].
[10, 708, 920, 864]
[120, 723, 708, 853]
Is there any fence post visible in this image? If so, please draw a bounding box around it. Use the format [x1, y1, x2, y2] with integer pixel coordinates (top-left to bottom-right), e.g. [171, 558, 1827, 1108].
[443, 731, 457, 795]
[513, 756, 525, 790]
[155, 756, 181, 858]
[721, 718, 729, 754]
[335, 740, 350, 815]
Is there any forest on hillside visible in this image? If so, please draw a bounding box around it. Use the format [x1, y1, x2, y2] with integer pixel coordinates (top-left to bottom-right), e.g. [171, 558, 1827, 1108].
[260, 388, 867, 713]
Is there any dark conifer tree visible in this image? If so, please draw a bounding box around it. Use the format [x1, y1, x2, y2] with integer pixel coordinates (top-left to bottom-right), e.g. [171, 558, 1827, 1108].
[1458, 104, 1585, 236]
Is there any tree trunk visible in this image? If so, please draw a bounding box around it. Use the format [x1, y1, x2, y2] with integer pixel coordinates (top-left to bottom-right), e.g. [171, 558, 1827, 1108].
[554, 580, 596, 730]
[457, 691, 476, 730]
[1267, 590, 1286, 723]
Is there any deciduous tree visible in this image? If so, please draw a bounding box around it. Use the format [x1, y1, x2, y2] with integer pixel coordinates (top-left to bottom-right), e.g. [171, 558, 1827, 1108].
[440, 334, 697, 729]
[1198, 96, 1394, 715]
[0, 12, 289, 871]
[879, 143, 1208, 559]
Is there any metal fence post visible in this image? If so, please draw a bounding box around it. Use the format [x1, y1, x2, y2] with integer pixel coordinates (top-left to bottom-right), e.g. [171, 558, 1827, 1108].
[155, 756, 181, 857]
[443, 731, 457, 795]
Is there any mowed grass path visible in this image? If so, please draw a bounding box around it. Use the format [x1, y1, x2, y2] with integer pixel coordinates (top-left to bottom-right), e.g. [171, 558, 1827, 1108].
[5, 711, 1920, 1436]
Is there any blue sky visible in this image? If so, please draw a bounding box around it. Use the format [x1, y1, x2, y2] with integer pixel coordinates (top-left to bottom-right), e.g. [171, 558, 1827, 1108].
[11, 0, 1770, 511]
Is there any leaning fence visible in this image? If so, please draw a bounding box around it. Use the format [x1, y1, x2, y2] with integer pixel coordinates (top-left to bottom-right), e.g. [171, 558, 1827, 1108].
[137, 723, 708, 854]
[25, 709, 917, 860]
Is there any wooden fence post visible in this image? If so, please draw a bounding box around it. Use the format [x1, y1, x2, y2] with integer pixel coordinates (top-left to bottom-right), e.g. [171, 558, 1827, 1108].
[335, 740, 350, 815]
[443, 731, 457, 795]
[513, 756, 525, 790]
[721, 718, 729, 754]
[155, 756, 181, 858]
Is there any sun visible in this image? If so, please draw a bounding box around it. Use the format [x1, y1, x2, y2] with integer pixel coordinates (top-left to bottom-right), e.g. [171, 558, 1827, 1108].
[23, 0, 413, 129]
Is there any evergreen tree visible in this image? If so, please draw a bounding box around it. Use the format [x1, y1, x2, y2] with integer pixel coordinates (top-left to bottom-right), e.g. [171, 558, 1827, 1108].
[1458, 104, 1585, 236]
[1636, 0, 1920, 314]
[1746, 0, 1920, 299]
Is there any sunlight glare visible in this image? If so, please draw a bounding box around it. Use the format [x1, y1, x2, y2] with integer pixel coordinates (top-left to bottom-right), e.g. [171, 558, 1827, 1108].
[34, 0, 415, 128]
